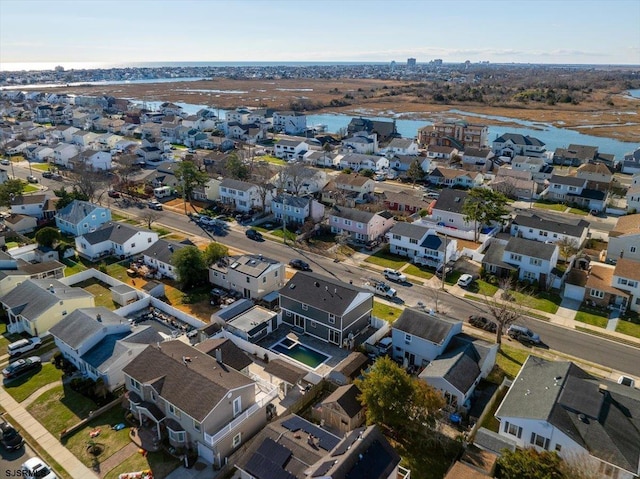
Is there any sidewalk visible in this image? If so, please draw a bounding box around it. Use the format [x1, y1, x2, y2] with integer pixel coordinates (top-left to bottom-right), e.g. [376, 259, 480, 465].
[0, 386, 98, 479]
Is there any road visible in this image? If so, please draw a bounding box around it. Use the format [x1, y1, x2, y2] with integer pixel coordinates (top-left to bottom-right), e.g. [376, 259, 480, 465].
[0, 437, 35, 477]
[8, 162, 640, 376]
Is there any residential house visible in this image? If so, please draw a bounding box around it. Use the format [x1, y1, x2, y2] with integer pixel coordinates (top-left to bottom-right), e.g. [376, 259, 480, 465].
[391, 308, 462, 367]
[388, 154, 421, 174]
[418, 120, 488, 149]
[4, 139, 29, 155]
[1, 279, 95, 336]
[510, 211, 590, 247]
[626, 173, 640, 213]
[49, 307, 163, 390]
[495, 356, 640, 479]
[212, 301, 278, 343]
[55, 200, 112, 236]
[483, 237, 559, 286]
[462, 147, 495, 171]
[219, 178, 270, 212]
[272, 111, 306, 135]
[425, 144, 459, 161]
[142, 239, 188, 280]
[327, 352, 370, 386]
[347, 117, 398, 143]
[576, 162, 613, 192]
[10, 194, 50, 219]
[195, 338, 253, 373]
[4, 214, 37, 234]
[383, 190, 430, 215]
[0, 254, 65, 297]
[606, 214, 640, 262]
[271, 194, 325, 225]
[319, 384, 365, 436]
[338, 152, 387, 172]
[622, 147, 640, 174]
[429, 188, 472, 230]
[123, 340, 275, 467]
[273, 167, 328, 195]
[75, 222, 159, 261]
[274, 139, 309, 160]
[322, 174, 376, 205]
[145, 161, 180, 189]
[192, 177, 222, 202]
[279, 271, 374, 346]
[329, 207, 395, 243]
[159, 102, 183, 116]
[227, 123, 265, 144]
[209, 254, 285, 300]
[68, 149, 112, 171]
[71, 129, 98, 148]
[512, 155, 547, 173]
[553, 143, 615, 168]
[492, 133, 546, 158]
[342, 133, 378, 155]
[29, 145, 54, 162]
[490, 168, 537, 200]
[428, 167, 483, 188]
[563, 263, 623, 309]
[0, 168, 7, 185]
[387, 222, 457, 268]
[543, 174, 607, 212]
[613, 258, 640, 312]
[383, 137, 419, 156]
[53, 143, 79, 166]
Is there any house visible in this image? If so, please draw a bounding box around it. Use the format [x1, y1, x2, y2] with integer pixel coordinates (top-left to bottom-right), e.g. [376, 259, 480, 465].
[319, 384, 365, 436]
[123, 340, 275, 467]
[391, 308, 462, 367]
[383, 137, 419, 156]
[1, 279, 95, 336]
[483, 237, 559, 286]
[512, 155, 548, 173]
[612, 258, 640, 312]
[10, 194, 50, 219]
[418, 120, 488, 149]
[388, 154, 421, 174]
[627, 174, 640, 213]
[211, 300, 279, 343]
[273, 166, 328, 195]
[328, 352, 370, 386]
[490, 168, 537, 200]
[4, 214, 37, 234]
[462, 147, 495, 171]
[274, 139, 309, 160]
[69, 149, 112, 171]
[75, 222, 159, 261]
[622, 147, 640, 174]
[430, 188, 472, 231]
[141, 239, 187, 280]
[49, 307, 163, 390]
[387, 222, 457, 268]
[543, 174, 607, 212]
[347, 117, 398, 143]
[607, 214, 640, 262]
[272, 111, 306, 135]
[145, 161, 180, 189]
[495, 356, 640, 479]
[428, 167, 483, 188]
[492, 133, 546, 158]
[209, 254, 285, 300]
[553, 144, 615, 168]
[192, 177, 222, 202]
[383, 190, 430, 215]
[338, 152, 387, 172]
[195, 337, 253, 373]
[137, 145, 162, 164]
[55, 200, 112, 237]
[0, 168, 8, 185]
[53, 143, 79, 166]
[510, 211, 590, 247]
[563, 262, 629, 311]
[271, 194, 325, 225]
[327, 173, 376, 204]
[0, 255, 66, 297]
[71, 129, 99, 147]
[342, 133, 379, 155]
[329, 207, 395, 243]
[219, 178, 269, 212]
[279, 271, 373, 346]
[235, 417, 402, 479]
[426, 144, 459, 161]
[576, 162, 613, 191]
[419, 334, 497, 410]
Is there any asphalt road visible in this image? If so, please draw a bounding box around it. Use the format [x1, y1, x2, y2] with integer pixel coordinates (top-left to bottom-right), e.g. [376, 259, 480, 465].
[0, 438, 34, 478]
[8, 162, 640, 376]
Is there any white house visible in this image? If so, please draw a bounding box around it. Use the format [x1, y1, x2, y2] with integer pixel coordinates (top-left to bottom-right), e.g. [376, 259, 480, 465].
[496, 356, 640, 479]
[492, 133, 546, 158]
[219, 178, 271, 212]
[387, 222, 458, 268]
[339, 152, 387, 172]
[483, 237, 559, 286]
[383, 138, 419, 156]
[512, 155, 547, 173]
[10, 194, 48, 219]
[53, 143, 79, 166]
[627, 174, 640, 213]
[427, 167, 483, 188]
[69, 149, 112, 170]
[209, 254, 285, 300]
[75, 222, 159, 261]
[429, 188, 473, 231]
[612, 258, 640, 312]
[274, 139, 309, 160]
[142, 239, 188, 280]
[342, 133, 378, 155]
[622, 147, 640, 174]
[462, 147, 495, 171]
[606, 214, 640, 262]
[272, 111, 306, 135]
[510, 211, 590, 247]
[71, 129, 99, 148]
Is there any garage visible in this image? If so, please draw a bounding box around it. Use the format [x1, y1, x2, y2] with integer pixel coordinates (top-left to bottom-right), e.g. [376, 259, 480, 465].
[197, 441, 214, 464]
[564, 283, 585, 302]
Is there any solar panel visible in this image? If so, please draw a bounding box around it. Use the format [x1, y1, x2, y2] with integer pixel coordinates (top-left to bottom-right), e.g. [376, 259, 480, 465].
[281, 416, 340, 451]
[331, 428, 364, 457]
[245, 454, 294, 479]
[312, 460, 335, 477]
[257, 438, 292, 468]
[281, 416, 305, 432]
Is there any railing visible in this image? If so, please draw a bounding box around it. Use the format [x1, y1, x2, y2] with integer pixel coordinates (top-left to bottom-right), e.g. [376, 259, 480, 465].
[398, 465, 411, 479]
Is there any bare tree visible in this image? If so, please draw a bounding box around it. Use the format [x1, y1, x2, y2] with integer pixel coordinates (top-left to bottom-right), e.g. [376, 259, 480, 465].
[251, 163, 277, 212]
[485, 277, 527, 347]
[491, 178, 518, 200]
[278, 163, 317, 195]
[113, 154, 139, 184]
[140, 209, 162, 229]
[556, 237, 579, 263]
[68, 162, 109, 203]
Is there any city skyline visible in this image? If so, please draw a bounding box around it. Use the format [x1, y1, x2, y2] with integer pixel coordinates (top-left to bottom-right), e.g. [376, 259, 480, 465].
[1, 0, 639, 69]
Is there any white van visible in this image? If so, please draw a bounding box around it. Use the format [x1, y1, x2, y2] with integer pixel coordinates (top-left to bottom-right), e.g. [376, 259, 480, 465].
[153, 186, 173, 199]
[7, 337, 42, 357]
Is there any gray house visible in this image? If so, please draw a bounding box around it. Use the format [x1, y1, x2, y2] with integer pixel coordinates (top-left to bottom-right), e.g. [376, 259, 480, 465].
[279, 272, 373, 346]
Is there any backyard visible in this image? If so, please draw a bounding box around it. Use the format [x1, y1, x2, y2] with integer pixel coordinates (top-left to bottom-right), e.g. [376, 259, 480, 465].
[73, 278, 119, 310]
[372, 301, 403, 323]
[103, 449, 180, 479]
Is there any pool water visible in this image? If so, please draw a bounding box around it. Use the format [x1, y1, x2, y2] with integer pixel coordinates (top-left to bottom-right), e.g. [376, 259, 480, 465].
[272, 340, 329, 369]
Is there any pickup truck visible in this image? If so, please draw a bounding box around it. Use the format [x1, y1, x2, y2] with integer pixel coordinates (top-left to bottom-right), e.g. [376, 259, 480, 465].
[362, 279, 397, 298]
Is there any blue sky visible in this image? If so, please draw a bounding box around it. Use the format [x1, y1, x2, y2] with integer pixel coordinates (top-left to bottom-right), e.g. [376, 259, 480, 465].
[1, 0, 639, 67]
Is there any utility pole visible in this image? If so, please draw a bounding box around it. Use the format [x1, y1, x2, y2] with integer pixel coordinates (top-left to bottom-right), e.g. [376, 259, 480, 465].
[441, 232, 448, 291]
[282, 194, 287, 244]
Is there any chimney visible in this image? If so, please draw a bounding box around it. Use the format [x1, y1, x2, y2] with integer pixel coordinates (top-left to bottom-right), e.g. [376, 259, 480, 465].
[96, 314, 102, 322]
[215, 348, 222, 363]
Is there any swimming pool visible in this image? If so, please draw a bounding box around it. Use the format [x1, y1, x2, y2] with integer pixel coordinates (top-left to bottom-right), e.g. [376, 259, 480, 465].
[272, 338, 330, 369]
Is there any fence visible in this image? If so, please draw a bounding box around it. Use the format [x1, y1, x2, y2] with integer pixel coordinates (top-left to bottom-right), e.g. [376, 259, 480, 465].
[59, 395, 125, 440]
[468, 377, 511, 443]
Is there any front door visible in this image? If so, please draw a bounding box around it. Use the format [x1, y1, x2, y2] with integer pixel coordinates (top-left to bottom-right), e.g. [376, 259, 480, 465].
[404, 351, 416, 366]
[328, 330, 340, 345]
[294, 315, 304, 329]
[243, 288, 251, 298]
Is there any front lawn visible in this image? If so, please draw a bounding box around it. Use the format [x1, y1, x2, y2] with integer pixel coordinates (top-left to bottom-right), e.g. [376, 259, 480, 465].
[569, 207, 588, 216]
[373, 301, 403, 323]
[510, 290, 561, 314]
[73, 278, 118, 309]
[4, 363, 63, 403]
[533, 200, 566, 212]
[616, 319, 640, 339]
[26, 384, 97, 436]
[30, 163, 52, 171]
[575, 306, 608, 328]
[364, 247, 407, 270]
[403, 264, 434, 280]
[269, 228, 297, 242]
[0, 322, 22, 352]
[468, 279, 498, 297]
[257, 155, 288, 166]
[103, 449, 180, 479]
[23, 184, 40, 193]
[63, 407, 131, 468]
[486, 344, 531, 384]
[444, 270, 462, 286]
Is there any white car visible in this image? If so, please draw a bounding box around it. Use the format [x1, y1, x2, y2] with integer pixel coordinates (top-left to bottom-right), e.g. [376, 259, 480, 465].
[22, 457, 57, 479]
[618, 375, 636, 388]
[383, 268, 407, 283]
[457, 274, 474, 287]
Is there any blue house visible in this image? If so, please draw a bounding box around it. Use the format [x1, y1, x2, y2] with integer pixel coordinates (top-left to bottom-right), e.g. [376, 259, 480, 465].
[55, 200, 112, 237]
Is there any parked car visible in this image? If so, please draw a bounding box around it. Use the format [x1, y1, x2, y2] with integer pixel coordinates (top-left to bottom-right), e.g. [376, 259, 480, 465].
[108, 190, 121, 198]
[0, 418, 24, 450]
[51, 173, 63, 180]
[22, 457, 57, 479]
[435, 265, 453, 278]
[618, 375, 636, 388]
[245, 229, 263, 241]
[289, 259, 311, 271]
[2, 356, 42, 379]
[457, 274, 474, 288]
[41, 171, 53, 179]
[468, 315, 497, 333]
[147, 200, 163, 210]
[383, 268, 407, 283]
[0, 159, 10, 165]
[26, 175, 38, 183]
[507, 325, 541, 345]
[199, 216, 216, 226]
[7, 337, 42, 356]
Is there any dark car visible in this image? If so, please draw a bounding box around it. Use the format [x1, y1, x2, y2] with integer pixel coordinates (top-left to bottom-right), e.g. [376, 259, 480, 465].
[41, 171, 54, 179]
[0, 419, 24, 450]
[468, 315, 497, 333]
[108, 190, 121, 198]
[245, 229, 263, 241]
[289, 259, 311, 271]
[2, 356, 42, 380]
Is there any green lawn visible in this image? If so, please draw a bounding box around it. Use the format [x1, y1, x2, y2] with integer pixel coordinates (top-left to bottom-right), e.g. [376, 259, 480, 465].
[533, 201, 566, 212]
[23, 184, 40, 193]
[62, 258, 88, 276]
[510, 290, 561, 314]
[30, 163, 52, 171]
[575, 306, 608, 328]
[468, 279, 499, 297]
[106, 262, 131, 283]
[27, 384, 97, 435]
[478, 386, 508, 433]
[73, 278, 118, 309]
[403, 264, 434, 280]
[152, 227, 171, 237]
[616, 319, 640, 339]
[111, 212, 127, 222]
[4, 363, 63, 403]
[444, 270, 463, 286]
[0, 322, 23, 352]
[103, 449, 180, 479]
[269, 228, 297, 241]
[63, 407, 131, 468]
[257, 155, 288, 166]
[486, 344, 531, 384]
[569, 207, 588, 216]
[5, 241, 20, 249]
[364, 248, 408, 270]
[373, 301, 403, 323]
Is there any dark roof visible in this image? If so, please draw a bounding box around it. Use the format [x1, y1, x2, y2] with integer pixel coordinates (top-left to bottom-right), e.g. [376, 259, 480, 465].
[393, 308, 459, 344]
[505, 236, 557, 261]
[554, 144, 598, 161]
[11, 194, 46, 206]
[493, 133, 545, 147]
[473, 427, 517, 454]
[81, 222, 153, 246]
[16, 259, 65, 276]
[263, 359, 307, 385]
[321, 384, 363, 418]
[280, 271, 372, 318]
[548, 174, 586, 187]
[49, 307, 124, 349]
[142, 239, 186, 265]
[419, 341, 482, 394]
[122, 340, 253, 422]
[421, 232, 451, 252]
[347, 117, 398, 140]
[272, 194, 310, 209]
[512, 212, 590, 238]
[387, 222, 429, 241]
[482, 241, 516, 270]
[195, 337, 253, 372]
[329, 206, 375, 224]
[332, 352, 369, 379]
[220, 178, 255, 191]
[432, 188, 469, 214]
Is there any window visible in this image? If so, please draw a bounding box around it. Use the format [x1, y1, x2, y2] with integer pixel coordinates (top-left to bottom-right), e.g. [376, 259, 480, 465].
[310, 320, 316, 328]
[169, 430, 185, 443]
[538, 231, 548, 237]
[91, 215, 96, 220]
[344, 220, 352, 226]
[555, 444, 562, 452]
[232, 433, 242, 448]
[129, 378, 140, 391]
[286, 311, 292, 317]
[529, 258, 542, 266]
[130, 243, 136, 248]
[302, 303, 308, 311]
[246, 277, 250, 283]
[233, 397, 242, 416]
[83, 223, 89, 228]
[590, 289, 605, 299]
[553, 184, 561, 189]
[410, 238, 418, 245]
[504, 421, 522, 438]
[598, 462, 620, 478]
[332, 217, 339, 223]
[148, 237, 152, 243]
[405, 334, 412, 343]
[523, 271, 536, 281]
[631, 246, 637, 253]
[193, 420, 201, 432]
[328, 314, 336, 324]
[530, 432, 550, 450]
[262, 277, 266, 283]
[510, 254, 522, 262]
[168, 403, 180, 418]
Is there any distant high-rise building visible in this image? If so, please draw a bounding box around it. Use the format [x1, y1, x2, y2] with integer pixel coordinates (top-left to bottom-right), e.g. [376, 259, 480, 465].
[431, 59, 443, 66]
[54, 65, 65, 72]
[407, 58, 416, 68]
[390, 60, 396, 71]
